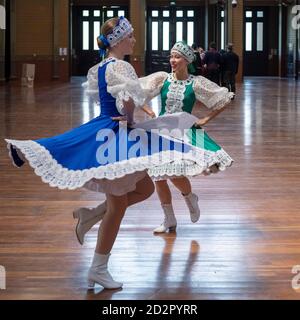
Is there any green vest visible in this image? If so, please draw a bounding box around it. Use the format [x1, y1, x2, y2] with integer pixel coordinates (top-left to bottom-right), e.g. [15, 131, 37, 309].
[159, 75, 196, 116]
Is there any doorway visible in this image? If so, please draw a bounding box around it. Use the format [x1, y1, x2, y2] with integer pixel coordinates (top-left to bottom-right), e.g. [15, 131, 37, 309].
[146, 6, 204, 74]
[71, 6, 128, 76]
[244, 7, 278, 76]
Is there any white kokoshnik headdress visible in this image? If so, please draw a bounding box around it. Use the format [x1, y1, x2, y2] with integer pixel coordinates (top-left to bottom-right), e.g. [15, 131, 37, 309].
[171, 41, 195, 63]
[98, 16, 133, 50]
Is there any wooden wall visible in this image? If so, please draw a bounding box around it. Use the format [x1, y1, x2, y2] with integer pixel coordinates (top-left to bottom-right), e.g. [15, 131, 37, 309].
[0, 0, 5, 82]
[10, 0, 69, 82]
[1, 0, 298, 83]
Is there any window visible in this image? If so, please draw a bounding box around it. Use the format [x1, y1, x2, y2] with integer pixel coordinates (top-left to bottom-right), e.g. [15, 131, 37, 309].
[163, 22, 170, 50]
[221, 10, 225, 50]
[257, 22, 263, 51]
[187, 10, 194, 17]
[257, 11, 264, 18]
[176, 22, 183, 42]
[83, 21, 89, 50]
[246, 11, 252, 18]
[94, 22, 101, 50]
[187, 22, 194, 46]
[152, 22, 158, 50]
[78, 6, 128, 57]
[221, 22, 225, 50]
[107, 10, 114, 17]
[176, 10, 183, 17]
[146, 9, 197, 55]
[246, 22, 252, 51]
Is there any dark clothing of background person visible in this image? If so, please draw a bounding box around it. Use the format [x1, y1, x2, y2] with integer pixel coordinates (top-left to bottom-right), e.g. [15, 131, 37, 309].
[219, 49, 226, 86]
[190, 51, 203, 76]
[203, 50, 222, 85]
[222, 50, 239, 94]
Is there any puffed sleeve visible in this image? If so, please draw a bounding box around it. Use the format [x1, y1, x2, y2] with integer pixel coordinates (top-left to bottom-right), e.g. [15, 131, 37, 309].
[82, 63, 100, 104]
[139, 72, 168, 103]
[105, 60, 146, 115]
[193, 76, 234, 110]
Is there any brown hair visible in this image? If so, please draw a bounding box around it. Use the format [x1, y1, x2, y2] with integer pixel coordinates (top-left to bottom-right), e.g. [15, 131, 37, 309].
[97, 17, 119, 50]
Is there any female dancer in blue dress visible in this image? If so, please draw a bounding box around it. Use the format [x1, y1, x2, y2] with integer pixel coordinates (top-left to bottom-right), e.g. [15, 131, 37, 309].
[5, 17, 203, 289]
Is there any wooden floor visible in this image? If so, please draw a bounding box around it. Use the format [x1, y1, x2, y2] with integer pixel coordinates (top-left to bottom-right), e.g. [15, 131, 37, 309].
[0, 77, 300, 300]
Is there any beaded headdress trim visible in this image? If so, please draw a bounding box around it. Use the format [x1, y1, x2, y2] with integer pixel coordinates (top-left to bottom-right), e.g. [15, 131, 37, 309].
[171, 41, 195, 63]
[106, 16, 134, 48]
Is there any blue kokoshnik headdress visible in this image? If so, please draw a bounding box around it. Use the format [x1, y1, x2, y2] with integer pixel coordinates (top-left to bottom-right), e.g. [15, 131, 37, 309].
[98, 16, 134, 57]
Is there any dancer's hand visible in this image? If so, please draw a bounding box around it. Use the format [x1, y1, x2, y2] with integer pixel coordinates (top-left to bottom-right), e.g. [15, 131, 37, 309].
[111, 116, 135, 126]
[194, 116, 210, 128]
[111, 116, 128, 122]
[149, 111, 156, 118]
[141, 105, 156, 118]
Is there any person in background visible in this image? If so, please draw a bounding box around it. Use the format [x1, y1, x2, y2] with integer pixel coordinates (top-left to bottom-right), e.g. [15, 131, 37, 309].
[219, 48, 226, 87]
[222, 43, 239, 97]
[191, 43, 203, 76]
[203, 42, 222, 85]
[198, 46, 206, 61]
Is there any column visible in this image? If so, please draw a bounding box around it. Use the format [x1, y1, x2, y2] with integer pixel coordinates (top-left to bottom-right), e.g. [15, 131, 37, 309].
[205, 0, 209, 50]
[0, 0, 5, 81]
[53, 0, 69, 81]
[228, 0, 243, 82]
[130, 0, 146, 76]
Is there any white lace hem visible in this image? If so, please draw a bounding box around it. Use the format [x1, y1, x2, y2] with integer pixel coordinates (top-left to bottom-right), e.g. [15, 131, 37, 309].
[5, 139, 215, 191]
[148, 149, 233, 180]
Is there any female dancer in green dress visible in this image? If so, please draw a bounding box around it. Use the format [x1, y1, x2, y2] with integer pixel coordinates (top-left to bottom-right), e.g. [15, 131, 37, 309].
[140, 41, 234, 233]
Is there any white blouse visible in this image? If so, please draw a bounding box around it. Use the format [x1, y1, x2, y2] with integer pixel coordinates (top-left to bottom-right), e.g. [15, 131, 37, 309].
[82, 58, 146, 115]
[139, 71, 234, 111]
[83, 61, 234, 114]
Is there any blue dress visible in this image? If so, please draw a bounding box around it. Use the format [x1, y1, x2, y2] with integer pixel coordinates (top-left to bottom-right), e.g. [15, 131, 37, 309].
[5, 58, 201, 195]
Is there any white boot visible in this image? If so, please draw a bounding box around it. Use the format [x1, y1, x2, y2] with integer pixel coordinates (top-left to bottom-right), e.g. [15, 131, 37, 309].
[184, 192, 200, 223]
[73, 202, 106, 245]
[88, 253, 123, 289]
[153, 204, 177, 233]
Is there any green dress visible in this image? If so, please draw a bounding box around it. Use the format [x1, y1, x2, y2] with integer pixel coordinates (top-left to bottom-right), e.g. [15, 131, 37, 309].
[140, 72, 234, 180]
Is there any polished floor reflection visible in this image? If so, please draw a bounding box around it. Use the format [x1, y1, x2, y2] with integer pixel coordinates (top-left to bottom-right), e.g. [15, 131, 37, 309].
[0, 77, 300, 299]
